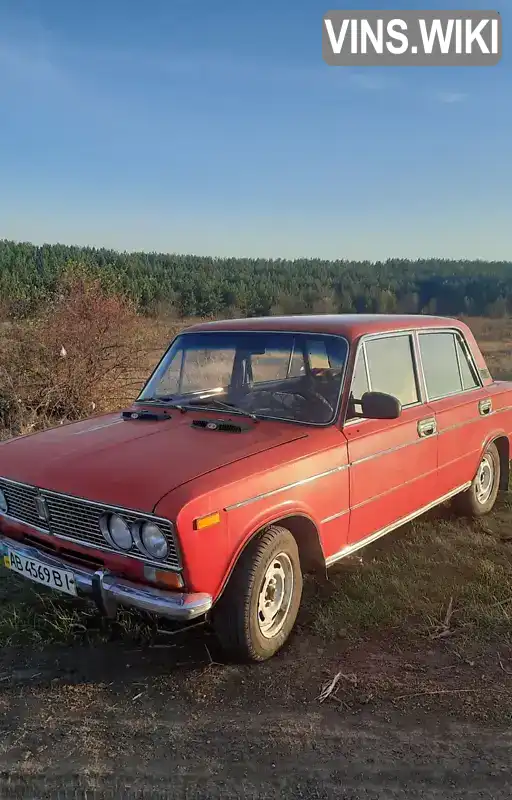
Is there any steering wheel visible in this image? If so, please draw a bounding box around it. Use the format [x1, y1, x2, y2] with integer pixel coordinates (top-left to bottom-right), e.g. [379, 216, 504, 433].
[243, 386, 334, 420]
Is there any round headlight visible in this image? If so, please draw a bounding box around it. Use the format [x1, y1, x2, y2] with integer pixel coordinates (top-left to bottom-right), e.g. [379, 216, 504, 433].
[107, 514, 133, 551]
[0, 489, 7, 514]
[140, 522, 168, 560]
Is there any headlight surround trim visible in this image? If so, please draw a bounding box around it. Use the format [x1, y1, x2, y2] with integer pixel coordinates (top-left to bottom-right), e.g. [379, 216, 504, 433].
[132, 520, 169, 561]
[99, 512, 133, 552]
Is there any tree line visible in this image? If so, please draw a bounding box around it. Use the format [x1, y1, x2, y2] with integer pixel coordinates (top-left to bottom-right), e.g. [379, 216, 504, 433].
[1, 239, 512, 319]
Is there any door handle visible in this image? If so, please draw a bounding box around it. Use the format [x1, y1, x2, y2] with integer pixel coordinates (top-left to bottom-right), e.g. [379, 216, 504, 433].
[417, 417, 437, 438]
[479, 398, 492, 416]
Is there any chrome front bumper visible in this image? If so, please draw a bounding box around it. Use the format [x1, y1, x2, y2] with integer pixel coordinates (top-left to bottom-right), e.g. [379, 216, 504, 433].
[0, 535, 212, 622]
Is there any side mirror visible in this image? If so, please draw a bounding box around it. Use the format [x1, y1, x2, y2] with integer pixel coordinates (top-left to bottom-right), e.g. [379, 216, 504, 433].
[360, 391, 402, 420]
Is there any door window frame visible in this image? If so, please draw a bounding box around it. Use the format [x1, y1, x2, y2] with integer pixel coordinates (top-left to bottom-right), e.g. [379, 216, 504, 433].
[343, 328, 424, 427]
[416, 328, 483, 402]
[342, 325, 484, 427]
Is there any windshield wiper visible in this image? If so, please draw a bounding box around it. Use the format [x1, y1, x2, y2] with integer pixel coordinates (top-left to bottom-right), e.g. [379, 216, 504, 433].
[137, 396, 188, 412]
[138, 395, 259, 421]
[186, 398, 259, 422]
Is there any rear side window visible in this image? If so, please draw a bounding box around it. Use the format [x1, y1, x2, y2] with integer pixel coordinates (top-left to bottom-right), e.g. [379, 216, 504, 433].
[364, 334, 419, 406]
[419, 331, 479, 399]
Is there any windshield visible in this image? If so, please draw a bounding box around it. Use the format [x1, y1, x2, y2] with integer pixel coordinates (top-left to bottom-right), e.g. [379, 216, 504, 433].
[137, 330, 348, 425]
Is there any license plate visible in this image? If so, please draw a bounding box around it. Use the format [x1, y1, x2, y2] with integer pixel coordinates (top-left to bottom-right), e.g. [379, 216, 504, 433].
[3, 549, 77, 597]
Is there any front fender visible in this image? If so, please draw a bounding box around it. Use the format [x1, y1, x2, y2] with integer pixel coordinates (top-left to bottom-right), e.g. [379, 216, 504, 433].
[214, 498, 323, 601]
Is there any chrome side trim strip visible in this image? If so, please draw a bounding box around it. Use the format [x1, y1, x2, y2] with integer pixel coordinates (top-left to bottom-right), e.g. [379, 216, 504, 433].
[350, 466, 438, 511]
[224, 464, 349, 511]
[439, 417, 480, 434]
[321, 509, 349, 524]
[353, 435, 427, 466]
[437, 405, 512, 435]
[325, 482, 472, 567]
[494, 404, 512, 416]
[437, 449, 482, 471]
[227, 436, 439, 511]
[321, 465, 438, 522]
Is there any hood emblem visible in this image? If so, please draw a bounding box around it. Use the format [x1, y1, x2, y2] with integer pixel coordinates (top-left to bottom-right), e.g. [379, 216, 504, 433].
[206, 422, 218, 430]
[34, 495, 50, 523]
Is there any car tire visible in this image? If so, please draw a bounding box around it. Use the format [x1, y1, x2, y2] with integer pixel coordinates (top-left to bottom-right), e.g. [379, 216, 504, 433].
[212, 525, 303, 662]
[451, 441, 500, 517]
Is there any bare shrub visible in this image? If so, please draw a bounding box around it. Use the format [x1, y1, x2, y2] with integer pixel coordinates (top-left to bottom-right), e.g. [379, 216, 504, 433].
[0, 268, 175, 438]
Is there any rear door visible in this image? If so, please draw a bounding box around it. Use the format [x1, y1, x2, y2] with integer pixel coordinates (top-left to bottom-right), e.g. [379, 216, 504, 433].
[416, 328, 489, 497]
[344, 330, 438, 548]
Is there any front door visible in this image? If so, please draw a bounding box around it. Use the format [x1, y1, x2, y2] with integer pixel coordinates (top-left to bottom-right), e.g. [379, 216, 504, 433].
[344, 331, 438, 548]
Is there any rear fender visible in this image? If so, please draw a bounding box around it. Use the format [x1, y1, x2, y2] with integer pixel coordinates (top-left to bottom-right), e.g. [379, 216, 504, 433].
[479, 429, 510, 491]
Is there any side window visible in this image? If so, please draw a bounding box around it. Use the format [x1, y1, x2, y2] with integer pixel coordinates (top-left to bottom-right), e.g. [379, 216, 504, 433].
[251, 347, 293, 383]
[419, 331, 479, 399]
[287, 344, 305, 378]
[456, 337, 479, 390]
[365, 335, 419, 406]
[419, 333, 461, 399]
[308, 340, 330, 370]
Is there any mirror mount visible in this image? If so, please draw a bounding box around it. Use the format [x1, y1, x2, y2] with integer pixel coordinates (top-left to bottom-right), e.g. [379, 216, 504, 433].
[351, 391, 402, 420]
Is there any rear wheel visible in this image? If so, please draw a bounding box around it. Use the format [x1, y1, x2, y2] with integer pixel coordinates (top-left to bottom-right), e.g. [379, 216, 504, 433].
[212, 525, 303, 662]
[451, 442, 500, 517]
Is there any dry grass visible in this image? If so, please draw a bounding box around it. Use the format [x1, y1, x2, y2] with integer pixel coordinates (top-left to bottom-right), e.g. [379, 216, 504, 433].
[304, 497, 512, 656]
[0, 569, 156, 648]
[462, 316, 512, 380]
[0, 272, 189, 438]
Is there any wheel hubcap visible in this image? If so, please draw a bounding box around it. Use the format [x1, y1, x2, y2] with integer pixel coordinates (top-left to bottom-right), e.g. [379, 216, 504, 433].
[257, 553, 294, 639]
[475, 454, 494, 505]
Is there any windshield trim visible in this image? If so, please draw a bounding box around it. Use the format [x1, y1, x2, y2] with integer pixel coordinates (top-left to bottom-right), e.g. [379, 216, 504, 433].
[136, 328, 351, 429]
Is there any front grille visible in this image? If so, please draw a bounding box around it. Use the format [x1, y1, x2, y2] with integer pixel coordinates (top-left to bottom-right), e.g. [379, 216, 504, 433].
[0, 480, 43, 529]
[0, 478, 181, 570]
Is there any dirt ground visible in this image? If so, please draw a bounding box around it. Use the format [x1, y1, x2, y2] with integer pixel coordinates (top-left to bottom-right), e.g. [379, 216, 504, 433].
[2, 611, 512, 799]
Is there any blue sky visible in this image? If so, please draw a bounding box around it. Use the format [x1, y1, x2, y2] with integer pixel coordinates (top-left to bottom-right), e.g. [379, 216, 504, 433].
[0, 0, 510, 260]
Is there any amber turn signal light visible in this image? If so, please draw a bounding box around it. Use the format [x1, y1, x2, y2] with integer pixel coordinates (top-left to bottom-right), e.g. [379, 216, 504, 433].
[193, 511, 221, 530]
[143, 566, 184, 589]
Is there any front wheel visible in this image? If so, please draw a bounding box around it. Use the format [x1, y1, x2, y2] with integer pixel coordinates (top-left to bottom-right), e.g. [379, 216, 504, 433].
[212, 525, 303, 662]
[451, 441, 500, 517]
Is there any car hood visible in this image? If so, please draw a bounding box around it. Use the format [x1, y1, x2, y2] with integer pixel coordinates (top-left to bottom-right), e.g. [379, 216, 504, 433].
[0, 411, 308, 512]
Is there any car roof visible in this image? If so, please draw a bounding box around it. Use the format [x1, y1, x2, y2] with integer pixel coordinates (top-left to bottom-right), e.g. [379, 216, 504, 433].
[184, 314, 466, 339]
